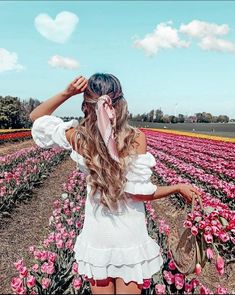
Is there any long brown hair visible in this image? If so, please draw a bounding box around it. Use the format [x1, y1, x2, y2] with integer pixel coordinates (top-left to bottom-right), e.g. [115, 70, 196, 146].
[72, 73, 140, 213]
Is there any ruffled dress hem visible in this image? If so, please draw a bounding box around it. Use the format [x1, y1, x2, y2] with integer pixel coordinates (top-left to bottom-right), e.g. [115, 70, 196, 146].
[74, 236, 164, 285]
[76, 255, 164, 285]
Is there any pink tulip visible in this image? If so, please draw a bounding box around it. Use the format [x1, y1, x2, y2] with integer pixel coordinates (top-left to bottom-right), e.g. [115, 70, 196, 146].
[155, 284, 166, 294]
[41, 277, 51, 289]
[82, 275, 90, 281]
[198, 220, 206, 229]
[41, 261, 55, 275]
[47, 251, 57, 263]
[19, 266, 28, 278]
[183, 220, 192, 228]
[191, 225, 198, 236]
[33, 250, 42, 260]
[184, 282, 193, 293]
[32, 264, 39, 272]
[13, 259, 24, 271]
[72, 262, 78, 274]
[216, 255, 225, 275]
[216, 285, 228, 294]
[174, 273, 184, 290]
[11, 277, 23, 291]
[218, 231, 230, 242]
[204, 233, 213, 244]
[159, 219, 170, 235]
[73, 277, 83, 289]
[167, 250, 172, 259]
[40, 251, 48, 261]
[76, 221, 82, 228]
[206, 248, 214, 260]
[143, 279, 151, 289]
[56, 222, 63, 229]
[163, 270, 175, 285]
[211, 226, 220, 236]
[26, 275, 36, 288]
[65, 239, 73, 249]
[43, 239, 50, 247]
[200, 285, 213, 294]
[66, 218, 73, 225]
[15, 286, 27, 295]
[195, 263, 202, 275]
[69, 230, 76, 239]
[56, 239, 64, 249]
[168, 259, 176, 270]
[190, 278, 200, 288]
[53, 200, 60, 208]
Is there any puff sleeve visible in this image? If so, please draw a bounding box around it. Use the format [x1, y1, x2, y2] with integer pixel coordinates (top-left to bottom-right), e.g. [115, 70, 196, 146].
[123, 152, 158, 195]
[31, 115, 79, 150]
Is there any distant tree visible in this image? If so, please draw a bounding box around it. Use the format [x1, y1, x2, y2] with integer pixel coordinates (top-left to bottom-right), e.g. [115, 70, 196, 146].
[154, 109, 164, 123]
[169, 115, 178, 123]
[148, 109, 154, 122]
[195, 112, 203, 123]
[142, 113, 148, 122]
[162, 114, 171, 123]
[21, 97, 42, 127]
[202, 112, 213, 123]
[217, 115, 229, 123]
[135, 114, 142, 121]
[185, 115, 197, 123]
[212, 116, 218, 123]
[0, 96, 23, 128]
[177, 113, 185, 123]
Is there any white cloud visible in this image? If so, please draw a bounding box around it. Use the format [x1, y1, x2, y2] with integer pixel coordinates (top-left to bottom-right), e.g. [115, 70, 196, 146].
[179, 20, 229, 39]
[35, 11, 79, 43]
[179, 20, 235, 53]
[0, 48, 24, 73]
[48, 55, 80, 70]
[132, 21, 190, 57]
[134, 20, 235, 56]
[199, 36, 235, 53]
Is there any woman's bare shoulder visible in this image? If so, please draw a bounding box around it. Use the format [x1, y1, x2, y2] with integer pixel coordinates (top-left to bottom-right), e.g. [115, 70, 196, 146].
[134, 129, 147, 155]
[123, 128, 147, 157]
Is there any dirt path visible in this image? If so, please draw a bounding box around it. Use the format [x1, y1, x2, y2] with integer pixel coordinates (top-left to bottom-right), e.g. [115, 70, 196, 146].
[0, 139, 35, 157]
[0, 157, 76, 294]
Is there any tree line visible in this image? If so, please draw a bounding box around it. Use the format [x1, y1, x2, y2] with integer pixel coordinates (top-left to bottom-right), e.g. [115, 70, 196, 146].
[129, 109, 231, 124]
[0, 96, 233, 129]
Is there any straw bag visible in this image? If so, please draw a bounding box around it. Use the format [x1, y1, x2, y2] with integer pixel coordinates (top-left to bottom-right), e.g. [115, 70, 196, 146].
[168, 192, 207, 275]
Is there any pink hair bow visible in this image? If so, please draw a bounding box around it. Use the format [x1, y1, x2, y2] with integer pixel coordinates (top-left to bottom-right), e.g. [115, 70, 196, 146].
[95, 95, 120, 163]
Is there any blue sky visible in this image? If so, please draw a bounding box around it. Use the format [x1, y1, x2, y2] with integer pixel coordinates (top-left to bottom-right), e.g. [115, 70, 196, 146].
[0, 1, 235, 119]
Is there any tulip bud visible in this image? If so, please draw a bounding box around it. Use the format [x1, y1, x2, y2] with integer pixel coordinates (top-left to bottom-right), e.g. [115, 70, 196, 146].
[195, 263, 202, 275]
[216, 255, 225, 275]
[206, 248, 214, 260]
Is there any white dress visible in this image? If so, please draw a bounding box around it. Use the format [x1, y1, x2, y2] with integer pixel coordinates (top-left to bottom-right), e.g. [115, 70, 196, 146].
[31, 115, 164, 285]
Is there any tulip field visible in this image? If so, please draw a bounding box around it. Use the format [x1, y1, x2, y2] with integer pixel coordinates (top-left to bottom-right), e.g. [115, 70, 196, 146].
[0, 129, 32, 144]
[0, 128, 234, 294]
[0, 146, 69, 218]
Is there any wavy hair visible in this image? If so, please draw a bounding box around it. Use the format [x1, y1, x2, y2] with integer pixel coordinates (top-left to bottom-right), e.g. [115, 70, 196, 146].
[72, 73, 141, 214]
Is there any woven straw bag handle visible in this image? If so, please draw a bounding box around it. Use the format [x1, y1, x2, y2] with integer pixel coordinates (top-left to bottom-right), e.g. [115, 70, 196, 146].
[182, 191, 204, 215]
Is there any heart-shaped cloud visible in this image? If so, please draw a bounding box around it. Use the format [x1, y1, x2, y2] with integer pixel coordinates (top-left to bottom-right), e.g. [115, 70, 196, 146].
[35, 11, 79, 43]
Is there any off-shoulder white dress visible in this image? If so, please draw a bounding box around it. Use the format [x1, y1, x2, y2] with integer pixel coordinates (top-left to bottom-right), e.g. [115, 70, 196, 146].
[31, 115, 164, 285]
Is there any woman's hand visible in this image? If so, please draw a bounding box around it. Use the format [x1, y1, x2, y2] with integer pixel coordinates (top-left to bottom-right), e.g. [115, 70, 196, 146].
[177, 183, 202, 203]
[64, 76, 88, 98]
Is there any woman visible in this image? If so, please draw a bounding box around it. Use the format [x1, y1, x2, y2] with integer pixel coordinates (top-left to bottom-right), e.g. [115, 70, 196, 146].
[30, 73, 201, 294]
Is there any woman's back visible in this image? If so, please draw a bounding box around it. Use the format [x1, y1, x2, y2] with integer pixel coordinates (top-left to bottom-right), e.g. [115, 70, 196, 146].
[30, 72, 163, 294]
